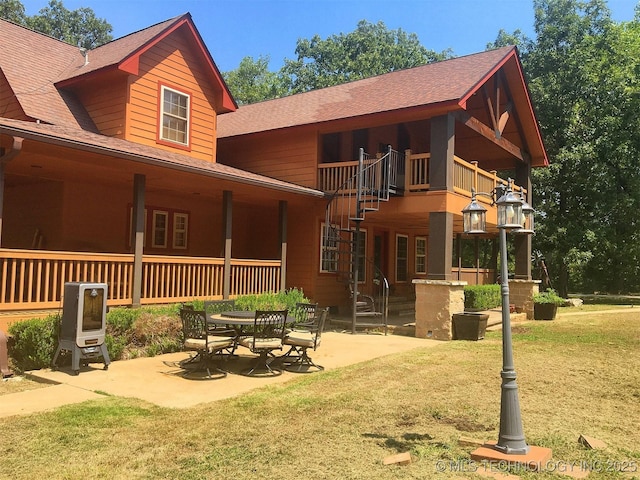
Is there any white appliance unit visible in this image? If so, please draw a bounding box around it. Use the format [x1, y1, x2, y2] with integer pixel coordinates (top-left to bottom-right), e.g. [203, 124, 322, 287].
[52, 282, 111, 375]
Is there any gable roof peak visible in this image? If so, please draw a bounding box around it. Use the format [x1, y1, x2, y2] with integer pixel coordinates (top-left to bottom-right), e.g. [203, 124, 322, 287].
[219, 45, 518, 137]
[90, 13, 188, 54]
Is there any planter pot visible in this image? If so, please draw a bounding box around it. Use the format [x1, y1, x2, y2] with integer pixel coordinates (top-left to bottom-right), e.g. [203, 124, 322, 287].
[452, 312, 489, 341]
[534, 303, 558, 320]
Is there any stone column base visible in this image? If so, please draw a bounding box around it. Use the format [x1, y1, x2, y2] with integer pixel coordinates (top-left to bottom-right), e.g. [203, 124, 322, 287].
[509, 279, 541, 320]
[413, 279, 466, 341]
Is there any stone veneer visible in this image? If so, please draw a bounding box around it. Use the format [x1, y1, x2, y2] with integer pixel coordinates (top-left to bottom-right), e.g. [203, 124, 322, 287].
[508, 279, 540, 320]
[413, 279, 466, 341]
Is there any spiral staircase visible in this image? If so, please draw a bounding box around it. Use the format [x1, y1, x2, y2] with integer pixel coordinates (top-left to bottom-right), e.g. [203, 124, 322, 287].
[322, 146, 404, 333]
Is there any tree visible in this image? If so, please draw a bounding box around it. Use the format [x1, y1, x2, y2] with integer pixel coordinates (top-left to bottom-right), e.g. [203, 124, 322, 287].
[523, 0, 640, 295]
[222, 56, 288, 106]
[486, 28, 532, 51]
[0, 0, 26, 24]
[0, 0, 112, 49]
[281, 20, 452, 94]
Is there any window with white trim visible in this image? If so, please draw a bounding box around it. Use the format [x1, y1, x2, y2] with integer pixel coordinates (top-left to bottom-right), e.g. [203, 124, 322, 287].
[152, 210, 168, 248]
[173, 213, 188, 249]
[415, 236, 427, 274]
[320, 223, 338, 273]
[160, 85, 190, 146]
[128, 206, 189, 250]
[396, 234, 408, 282]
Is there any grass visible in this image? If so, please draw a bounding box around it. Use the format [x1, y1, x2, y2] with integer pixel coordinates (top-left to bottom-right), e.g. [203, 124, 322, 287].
[1, 310, 640, 479]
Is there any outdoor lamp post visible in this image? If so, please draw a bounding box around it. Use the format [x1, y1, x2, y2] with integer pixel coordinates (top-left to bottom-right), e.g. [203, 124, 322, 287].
[462, 178, 531, 455]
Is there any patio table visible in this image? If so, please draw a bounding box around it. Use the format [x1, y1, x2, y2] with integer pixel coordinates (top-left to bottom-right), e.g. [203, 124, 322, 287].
[208, 311, 297, 336]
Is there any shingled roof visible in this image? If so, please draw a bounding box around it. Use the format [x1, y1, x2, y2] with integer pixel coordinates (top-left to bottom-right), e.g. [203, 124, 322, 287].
[0, 14, 235, 130]
[218, 46, 520, 137]
[0, 117, 323, 197]
[0, 19, 95, 130]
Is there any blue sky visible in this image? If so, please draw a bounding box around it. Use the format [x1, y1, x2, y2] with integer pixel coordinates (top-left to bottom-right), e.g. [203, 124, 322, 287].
[19, 0, 640, 72]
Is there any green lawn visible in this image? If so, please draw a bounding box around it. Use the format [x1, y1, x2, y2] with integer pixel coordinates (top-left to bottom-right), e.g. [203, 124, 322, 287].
[1, 310, 639, 479]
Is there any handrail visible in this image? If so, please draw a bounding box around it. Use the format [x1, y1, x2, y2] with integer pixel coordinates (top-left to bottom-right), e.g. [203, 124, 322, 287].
[0, 249, 281, 310]
[322, 151, 526, 197]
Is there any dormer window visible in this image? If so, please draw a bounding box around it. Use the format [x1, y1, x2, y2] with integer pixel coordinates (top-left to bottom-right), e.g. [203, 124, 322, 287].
[158, 84, 190, 148]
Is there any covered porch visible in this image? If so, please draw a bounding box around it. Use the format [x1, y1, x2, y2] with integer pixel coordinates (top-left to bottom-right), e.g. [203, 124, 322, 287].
[0, 119, 325, 329]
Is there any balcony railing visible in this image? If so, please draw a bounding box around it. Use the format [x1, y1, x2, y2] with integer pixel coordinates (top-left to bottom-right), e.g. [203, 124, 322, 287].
[318, 151, 525, 198]
[0, 249, 281, 311]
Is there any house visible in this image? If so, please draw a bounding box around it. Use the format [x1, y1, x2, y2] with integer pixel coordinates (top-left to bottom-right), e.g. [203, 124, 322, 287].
[216, 43, 548, 314]
[0, 13, 547, 332]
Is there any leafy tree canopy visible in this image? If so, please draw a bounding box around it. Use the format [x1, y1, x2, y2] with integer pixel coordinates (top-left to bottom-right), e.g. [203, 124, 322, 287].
[224, 20, 453, 104]
[521, 0, 640, 295]
[0, 0, 112, 48]
[222, 55, 289, 106]
[281, 20, 452, 94]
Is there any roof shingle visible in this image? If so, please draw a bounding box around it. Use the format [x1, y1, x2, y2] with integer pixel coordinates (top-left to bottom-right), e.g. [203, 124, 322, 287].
[217, 47, 515, 138]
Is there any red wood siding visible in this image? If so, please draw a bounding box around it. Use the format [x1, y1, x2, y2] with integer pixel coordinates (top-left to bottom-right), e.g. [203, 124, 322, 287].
[73, 75, 128, 138]
[218, 129, 318, 188]
[126, 29, 217, 161]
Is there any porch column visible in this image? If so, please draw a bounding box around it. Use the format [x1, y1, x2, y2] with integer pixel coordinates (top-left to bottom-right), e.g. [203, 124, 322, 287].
[222, 190, 232, 299]
[279, 200, 287, 292]
[427, 212, 453, 280]
[514, 163, 532, 279]
[429, 113, 455, 191]
[509, 279, 540, 319]
[413, 279, 466, 340]
[132, 174, 145, 308]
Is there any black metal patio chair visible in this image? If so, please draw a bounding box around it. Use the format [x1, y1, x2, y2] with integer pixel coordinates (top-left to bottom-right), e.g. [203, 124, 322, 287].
[203, 299, 239, 354]
[179, 308, 235, 380]
[237, 309, 288, 377]
[281, 307, 328, 373]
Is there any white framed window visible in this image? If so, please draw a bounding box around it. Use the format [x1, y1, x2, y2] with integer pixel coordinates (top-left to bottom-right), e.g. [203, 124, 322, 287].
[160, 85, 190, 146]
[173, 213, 188, 249]
[320, 222, 338, 273]
[396, 234, 408, 282]
[415, 236, 427, 274]
[152, 210, 168, 248]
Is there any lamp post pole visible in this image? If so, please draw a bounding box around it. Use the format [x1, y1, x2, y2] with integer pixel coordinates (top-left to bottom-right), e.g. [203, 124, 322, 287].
[462, 179, 531, 455]
[495, 226, 529, 454]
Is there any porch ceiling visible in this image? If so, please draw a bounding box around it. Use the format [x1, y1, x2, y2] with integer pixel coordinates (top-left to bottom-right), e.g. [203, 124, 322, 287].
[0, 119, 325, 205]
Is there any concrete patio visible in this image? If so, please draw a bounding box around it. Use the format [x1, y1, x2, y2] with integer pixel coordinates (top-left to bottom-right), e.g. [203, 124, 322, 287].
[2, 330, 440, 418]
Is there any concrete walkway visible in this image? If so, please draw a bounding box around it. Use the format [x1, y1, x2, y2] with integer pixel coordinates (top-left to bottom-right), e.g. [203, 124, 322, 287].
[2, 331, 439, 418]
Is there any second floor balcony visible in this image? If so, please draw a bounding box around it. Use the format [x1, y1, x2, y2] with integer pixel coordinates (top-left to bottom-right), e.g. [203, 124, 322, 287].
[317, 150, 525, 203]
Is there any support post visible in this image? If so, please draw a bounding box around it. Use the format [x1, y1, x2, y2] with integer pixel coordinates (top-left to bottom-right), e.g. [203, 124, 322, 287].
[429, 113, 455, 191]
[427, 212, 453, 280]
[131, 174, 145, 308]
[222, 190, 232, 299]
[514, 161, 532, 279]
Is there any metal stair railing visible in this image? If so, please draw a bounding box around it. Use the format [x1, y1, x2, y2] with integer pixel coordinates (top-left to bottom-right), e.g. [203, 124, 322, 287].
[322, 146, 400, 333]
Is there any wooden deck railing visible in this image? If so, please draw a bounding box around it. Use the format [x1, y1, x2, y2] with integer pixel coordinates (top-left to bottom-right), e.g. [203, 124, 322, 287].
[452, 267, 496, 285]
[0, 249, 281, 311]
[318, 151, 525, 199]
